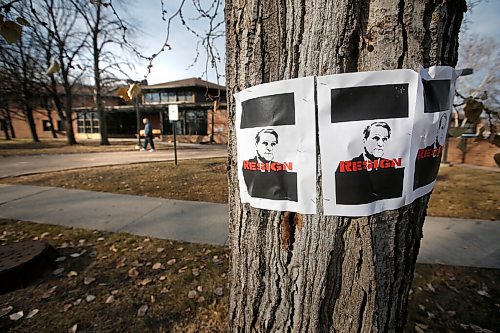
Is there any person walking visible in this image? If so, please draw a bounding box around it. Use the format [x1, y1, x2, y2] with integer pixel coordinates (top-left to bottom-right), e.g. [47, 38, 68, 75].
[140, 118, 155, 152]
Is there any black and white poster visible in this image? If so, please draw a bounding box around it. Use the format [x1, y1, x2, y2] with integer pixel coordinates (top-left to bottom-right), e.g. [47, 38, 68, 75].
[235, 77, 316, 214]
[318, 70, 419, 216]
[409, 66, 457, 202]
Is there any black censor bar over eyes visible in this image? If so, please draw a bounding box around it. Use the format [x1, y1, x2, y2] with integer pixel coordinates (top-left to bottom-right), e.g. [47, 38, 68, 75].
[331, 83, 409, 123]
[422, 79, 451, 113]
[240, 93, 295, 129]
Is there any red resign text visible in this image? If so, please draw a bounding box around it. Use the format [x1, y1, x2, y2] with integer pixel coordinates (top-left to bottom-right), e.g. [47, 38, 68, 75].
[338, 158, 402, 173]
[243, 160, 293, 172]
[417, 146, 443, 159]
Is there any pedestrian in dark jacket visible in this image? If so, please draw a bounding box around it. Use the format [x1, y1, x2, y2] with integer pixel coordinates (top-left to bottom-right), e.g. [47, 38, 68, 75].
[141, 118, 155, 152]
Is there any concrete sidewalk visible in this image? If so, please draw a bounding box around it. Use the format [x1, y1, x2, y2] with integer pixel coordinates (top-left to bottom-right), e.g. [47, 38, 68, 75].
[0, 184, 498, 269]
[0, 146, 227, 178]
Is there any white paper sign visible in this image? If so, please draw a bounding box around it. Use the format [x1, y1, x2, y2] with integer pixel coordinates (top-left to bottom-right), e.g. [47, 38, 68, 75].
[317, 69, 419, 216]
[408, 66, 458, 203]
[235, 67, 458, 217]
[235, 77, 316, 214]
[168, 104, 179, 121]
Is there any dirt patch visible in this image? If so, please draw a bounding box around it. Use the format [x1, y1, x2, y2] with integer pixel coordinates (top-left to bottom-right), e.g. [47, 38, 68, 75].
[428, 166, 499, 220]
[2, 159, 498, 220]
[0, 140, 140, 156]
[0, 219, 498, 332]
[1, 158, 228, 204]
[0, 219, 229, 332]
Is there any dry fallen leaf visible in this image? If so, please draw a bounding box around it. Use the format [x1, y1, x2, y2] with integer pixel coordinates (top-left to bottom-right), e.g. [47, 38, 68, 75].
[68, 324, 78, 333]
[26, 309, 39, 319]
[188, 290, 198, 299]
[41, 286, 58, 299]
[67, 271, 78, 277]
[0, 306, 13, 318]
[156, 247, 165, 253]
[116, 257, 127, 268]
[477, 290, 491, 298]
[415, 326, 425, 333]
[152, 262, 164, 270]
[128, 268, 139, 278]
[214, 287, 224, 296]
[105, 296, 115, 304]
[63, 303, 73, 312]
[137, 305, 148, 317]
[9, 311, 24, 321]
[84, 277, 96, 285]
[137, 278, 153, 286]
[52, 268, 65, 276]
[166, 259, 176, 266]
[86, 295, 96, 303]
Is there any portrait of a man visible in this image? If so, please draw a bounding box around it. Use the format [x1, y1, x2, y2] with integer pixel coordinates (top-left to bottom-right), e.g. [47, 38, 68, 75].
[251, 129, 278, 164]
[242, 128, 297, 201]
[413, 113, 448, 189]
[350, 122, 392, 167]
[335, 121, 405, 205]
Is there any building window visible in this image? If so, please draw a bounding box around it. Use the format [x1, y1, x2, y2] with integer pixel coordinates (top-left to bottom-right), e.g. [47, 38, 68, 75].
[177, 91, 193, 102]
[144, 93, 160, 104]
[77, 112, 99, 133]
[42, 120, 52, 131]
[160, 92, 177, 103]
[57, 120, 64, 131]
[185, 110, 207, 135]
[165, 109, 207, 135]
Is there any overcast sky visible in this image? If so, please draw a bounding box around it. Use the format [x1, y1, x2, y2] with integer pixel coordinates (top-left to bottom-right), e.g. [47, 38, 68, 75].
[121, 1, 499, 86]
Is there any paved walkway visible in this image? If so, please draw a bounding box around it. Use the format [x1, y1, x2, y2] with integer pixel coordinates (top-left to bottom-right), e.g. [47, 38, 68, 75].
[0, 145, 227, 178]
[0, 184, 498, 269]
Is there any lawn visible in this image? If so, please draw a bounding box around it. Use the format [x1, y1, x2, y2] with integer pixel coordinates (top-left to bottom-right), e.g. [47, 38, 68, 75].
[1, 159, 498, 220]
[0, 219, 498, 332]
[0, 139, 139, 156]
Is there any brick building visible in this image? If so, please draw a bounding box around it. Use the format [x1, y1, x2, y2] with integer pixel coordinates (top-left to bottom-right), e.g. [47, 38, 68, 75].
[3, 78, 228, 144]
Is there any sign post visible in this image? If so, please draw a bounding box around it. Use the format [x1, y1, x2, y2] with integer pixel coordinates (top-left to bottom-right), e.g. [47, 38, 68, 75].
[169, 105, 179, 166]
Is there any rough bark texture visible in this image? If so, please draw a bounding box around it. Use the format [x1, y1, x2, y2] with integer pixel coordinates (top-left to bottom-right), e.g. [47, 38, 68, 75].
[226, 0, 466, 332]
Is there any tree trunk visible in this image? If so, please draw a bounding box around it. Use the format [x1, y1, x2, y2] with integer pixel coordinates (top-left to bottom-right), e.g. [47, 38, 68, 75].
[93, 3, 109, 146]
[24, 107, 39, 143]
[46, 109, 58, 138]
[1, 118, 11, 140]
[64, 88, 77, 145]
[6, 110, 15, 139]
[226, 0, 466, 332]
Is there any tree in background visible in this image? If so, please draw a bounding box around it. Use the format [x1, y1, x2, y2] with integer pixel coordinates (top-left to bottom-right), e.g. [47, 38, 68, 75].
[70, 0, 137, 146]
[28, 0, 89, 145]
[0, 22, 41, 142]
[226, 0, 466, 331]
[453, 34, 499, 164]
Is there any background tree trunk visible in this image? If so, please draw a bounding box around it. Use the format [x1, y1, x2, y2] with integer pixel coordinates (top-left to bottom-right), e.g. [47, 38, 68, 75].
[226, 0, 466, 332]
[1, 118, 11, 140]
[6, 111, 15, 139]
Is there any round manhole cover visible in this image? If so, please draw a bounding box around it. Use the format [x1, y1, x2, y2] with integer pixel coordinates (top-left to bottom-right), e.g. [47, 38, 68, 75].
[0, 240, 58, 294]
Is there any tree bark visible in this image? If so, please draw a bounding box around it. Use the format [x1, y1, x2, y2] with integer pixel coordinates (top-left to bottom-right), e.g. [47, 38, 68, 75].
[46, 109, 58, 138]
[226, 0, 466, 332]
[1, 118, 11, 140]
[93, 3, 110, 146]
[6, 110, 15, 139]
[64, 85, 77, 145]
